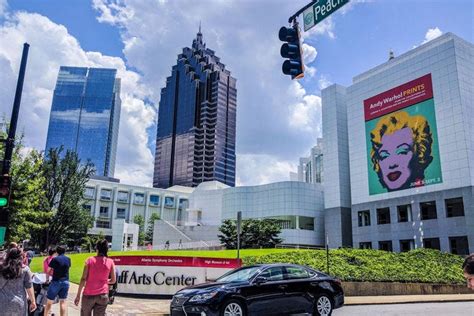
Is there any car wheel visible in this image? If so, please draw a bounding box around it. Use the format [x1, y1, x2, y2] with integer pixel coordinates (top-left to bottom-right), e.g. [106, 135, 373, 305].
[314, 294, 333, 316]
[220, 299, 246, 316]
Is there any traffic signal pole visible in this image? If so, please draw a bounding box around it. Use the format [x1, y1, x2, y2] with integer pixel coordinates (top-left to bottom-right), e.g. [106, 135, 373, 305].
[0, 43, 29, 244]
[288, 0, 317, 24]
[2, 43, 30, 175]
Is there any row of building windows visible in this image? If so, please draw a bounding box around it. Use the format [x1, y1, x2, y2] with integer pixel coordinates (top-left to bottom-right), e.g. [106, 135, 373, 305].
[84, 187, 188, 208]
[358, 197, 464, 227]
[359, 236, 470, 255]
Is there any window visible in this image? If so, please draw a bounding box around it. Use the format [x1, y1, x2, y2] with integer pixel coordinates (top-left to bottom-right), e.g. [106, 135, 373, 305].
[116, 208, 126, 219]
[84, 187, 95, 199]
[423, 238, 440, 250]
[359, 242, 372, 249]
[358, 210, 371, 227]
[83, 204, 92, 215]
[96, 220, 110, 229]
[284, 266, 310, 280]
[117, 191, 129, 203]
[100, 189, 112, 201]
[134, 193, 145, 205]
[445, 197, 464, 217]
[271, 216, 297, 229]
[164, 197, 175, 208]
[377, 207, 391, 225]
[400, 239, 414, 252]
[259, 267, 284, 281]
[420, 201, 437, 220]
[397, 204, 412, 222]
[149, 195, 160, 206]
[449, 236, 469, 255]
[379, 241, 393, 252]
[298, 216, 314, 230]
[179, 199, 189, 210]
[99, 206, 109, 218]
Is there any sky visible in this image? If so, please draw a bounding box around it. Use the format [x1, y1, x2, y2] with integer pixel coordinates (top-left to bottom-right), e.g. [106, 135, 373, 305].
[0, 0, 472, 187]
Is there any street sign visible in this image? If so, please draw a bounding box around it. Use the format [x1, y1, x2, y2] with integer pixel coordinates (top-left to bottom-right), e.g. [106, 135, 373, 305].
[303, 0, 350, 32]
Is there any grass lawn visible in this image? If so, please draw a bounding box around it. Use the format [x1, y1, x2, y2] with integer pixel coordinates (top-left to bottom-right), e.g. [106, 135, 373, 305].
[30, 248, 302, 284]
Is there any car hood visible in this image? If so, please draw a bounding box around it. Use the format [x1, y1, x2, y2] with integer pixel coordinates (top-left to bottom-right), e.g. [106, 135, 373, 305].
[176, 281, 248, 296]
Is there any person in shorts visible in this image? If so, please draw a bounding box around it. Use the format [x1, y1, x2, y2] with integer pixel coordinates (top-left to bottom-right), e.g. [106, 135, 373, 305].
[44, 245, 71, 316]
[74, 239, 116, 316]
[463, 254, 474, 290]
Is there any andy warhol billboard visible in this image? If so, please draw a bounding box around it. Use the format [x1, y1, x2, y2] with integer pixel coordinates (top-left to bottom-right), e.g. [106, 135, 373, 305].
[364, 74, 442, 195]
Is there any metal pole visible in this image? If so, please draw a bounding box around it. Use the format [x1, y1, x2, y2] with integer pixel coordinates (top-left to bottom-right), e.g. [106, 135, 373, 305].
[3, 43, 29, 175]
[326, 232, 330, 275]
[237, 211, 242, 259]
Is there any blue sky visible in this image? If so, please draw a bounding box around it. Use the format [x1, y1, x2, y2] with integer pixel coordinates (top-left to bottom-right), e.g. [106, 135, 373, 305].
[0, 0, 472, 186]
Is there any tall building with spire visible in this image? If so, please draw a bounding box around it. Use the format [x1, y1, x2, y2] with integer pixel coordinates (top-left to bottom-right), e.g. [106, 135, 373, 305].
[153, 28, 237, 188]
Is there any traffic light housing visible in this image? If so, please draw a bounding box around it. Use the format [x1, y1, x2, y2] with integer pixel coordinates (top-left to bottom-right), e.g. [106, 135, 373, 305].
[279, 24, 304, 80]
[0, 175, 11, 208]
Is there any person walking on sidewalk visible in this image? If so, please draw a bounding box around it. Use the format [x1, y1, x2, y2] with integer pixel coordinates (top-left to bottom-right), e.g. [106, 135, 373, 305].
[44, 245, 71, 316]
[74, 239, 116, 316]
[43, 248, 56, 281]
[0, 247, 37, 315]
[463, 254, 474, 289]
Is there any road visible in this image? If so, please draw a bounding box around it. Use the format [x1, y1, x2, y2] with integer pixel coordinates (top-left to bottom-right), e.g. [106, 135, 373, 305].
[334, 302, 474, 316]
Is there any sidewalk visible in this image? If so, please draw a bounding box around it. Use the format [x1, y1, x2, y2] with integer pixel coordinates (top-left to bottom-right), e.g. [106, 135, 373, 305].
[51, 283, 474, 315]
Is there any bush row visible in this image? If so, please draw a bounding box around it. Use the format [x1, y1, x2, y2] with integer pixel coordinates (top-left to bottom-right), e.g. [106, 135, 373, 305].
[242, 248, 466, 284]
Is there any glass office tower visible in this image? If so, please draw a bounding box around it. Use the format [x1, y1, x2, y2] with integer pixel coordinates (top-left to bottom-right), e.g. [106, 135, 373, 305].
[154, 29, 237, 188]
[45, 67, 121, 177]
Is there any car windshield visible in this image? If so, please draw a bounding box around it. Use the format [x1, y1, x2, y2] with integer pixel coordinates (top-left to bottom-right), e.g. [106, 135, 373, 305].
[217, 266, 262, 282]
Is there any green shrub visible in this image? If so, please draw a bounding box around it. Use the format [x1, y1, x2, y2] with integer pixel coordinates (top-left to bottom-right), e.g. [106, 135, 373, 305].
[242, 248, 465, 284]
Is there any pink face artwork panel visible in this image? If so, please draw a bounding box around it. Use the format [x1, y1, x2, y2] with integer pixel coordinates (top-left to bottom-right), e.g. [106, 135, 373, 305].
[377, 127, 414, 190]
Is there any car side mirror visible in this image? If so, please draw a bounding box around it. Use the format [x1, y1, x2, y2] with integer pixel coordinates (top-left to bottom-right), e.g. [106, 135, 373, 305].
[254, 276, 267, 285]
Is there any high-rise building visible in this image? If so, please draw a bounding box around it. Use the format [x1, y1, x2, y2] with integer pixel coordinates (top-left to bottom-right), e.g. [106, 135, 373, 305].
[153, 29, 237, 188]
[45, 66, 121, 177]
[291, 138, 324, 184]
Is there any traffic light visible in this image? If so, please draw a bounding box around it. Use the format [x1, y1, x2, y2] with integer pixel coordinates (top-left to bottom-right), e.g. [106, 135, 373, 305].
[0, 175, 11, 208]
[279, 24, 304, 80]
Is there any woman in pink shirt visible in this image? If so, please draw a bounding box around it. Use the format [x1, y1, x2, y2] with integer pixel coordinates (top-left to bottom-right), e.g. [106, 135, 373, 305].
[74, 239, 116, 316]
[43, 248, 56, 279]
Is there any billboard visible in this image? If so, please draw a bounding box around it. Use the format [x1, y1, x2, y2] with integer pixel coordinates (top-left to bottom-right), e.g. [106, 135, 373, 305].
[364, 74, 442, 195]
[111, 256, 241, 296]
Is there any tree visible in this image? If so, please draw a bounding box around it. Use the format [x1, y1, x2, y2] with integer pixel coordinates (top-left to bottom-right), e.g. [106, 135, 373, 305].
[133, 214, 145, 246]
[218, 218, 282, 249]
[41, 147, 95, 249]
[145, 213, 160, 243]
[8, 147, 50, 244]
[81, 231, 105, 253]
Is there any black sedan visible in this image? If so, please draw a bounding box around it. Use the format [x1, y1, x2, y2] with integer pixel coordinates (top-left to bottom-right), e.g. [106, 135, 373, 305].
[170, 263, 344, 316]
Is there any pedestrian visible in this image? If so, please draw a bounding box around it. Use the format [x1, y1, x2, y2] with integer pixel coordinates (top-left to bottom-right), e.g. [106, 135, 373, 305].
[74, 239, 116, 316]
[165, 240, 170, 250]
[463, 254, 474, 290]
[25, 248, 35, 266]
[0, 247, 37, 315]
[44, 245, 71, 316]
[178, 239, 182, 249]
[43, 248, 56, 280]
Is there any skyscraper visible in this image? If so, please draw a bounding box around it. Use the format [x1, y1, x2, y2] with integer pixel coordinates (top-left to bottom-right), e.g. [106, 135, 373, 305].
[153, 28, 237, 188]
[45, 66, 121, 177]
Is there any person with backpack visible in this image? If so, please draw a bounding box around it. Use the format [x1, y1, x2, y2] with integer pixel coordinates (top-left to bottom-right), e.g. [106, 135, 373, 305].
[74, 239, 116, 316]
[0, 248, 37, 315]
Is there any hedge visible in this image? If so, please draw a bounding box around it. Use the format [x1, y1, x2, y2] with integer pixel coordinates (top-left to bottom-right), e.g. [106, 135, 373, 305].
[242, 248, 466, 284]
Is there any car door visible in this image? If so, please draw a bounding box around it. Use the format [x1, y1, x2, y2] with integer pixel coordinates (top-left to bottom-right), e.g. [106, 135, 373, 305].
[282, 266, 315, 314]
[241, 266, 288, 315]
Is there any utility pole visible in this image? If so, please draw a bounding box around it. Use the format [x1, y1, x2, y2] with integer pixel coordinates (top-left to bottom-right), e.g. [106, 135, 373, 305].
[236, 211, 242, 259]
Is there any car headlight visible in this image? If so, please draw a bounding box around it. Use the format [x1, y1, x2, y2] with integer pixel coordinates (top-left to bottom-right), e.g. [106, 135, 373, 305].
[188, 291, 218, 303]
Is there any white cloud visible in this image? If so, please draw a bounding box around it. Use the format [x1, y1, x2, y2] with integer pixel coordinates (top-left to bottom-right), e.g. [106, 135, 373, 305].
[0, 11, 155, 186]
[0, 0, 7, 17]
[236, 154, 296, 186]
[318, 74, 332, 90]
[422, 27, 443, 44]
[288, 81, 322, 135]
